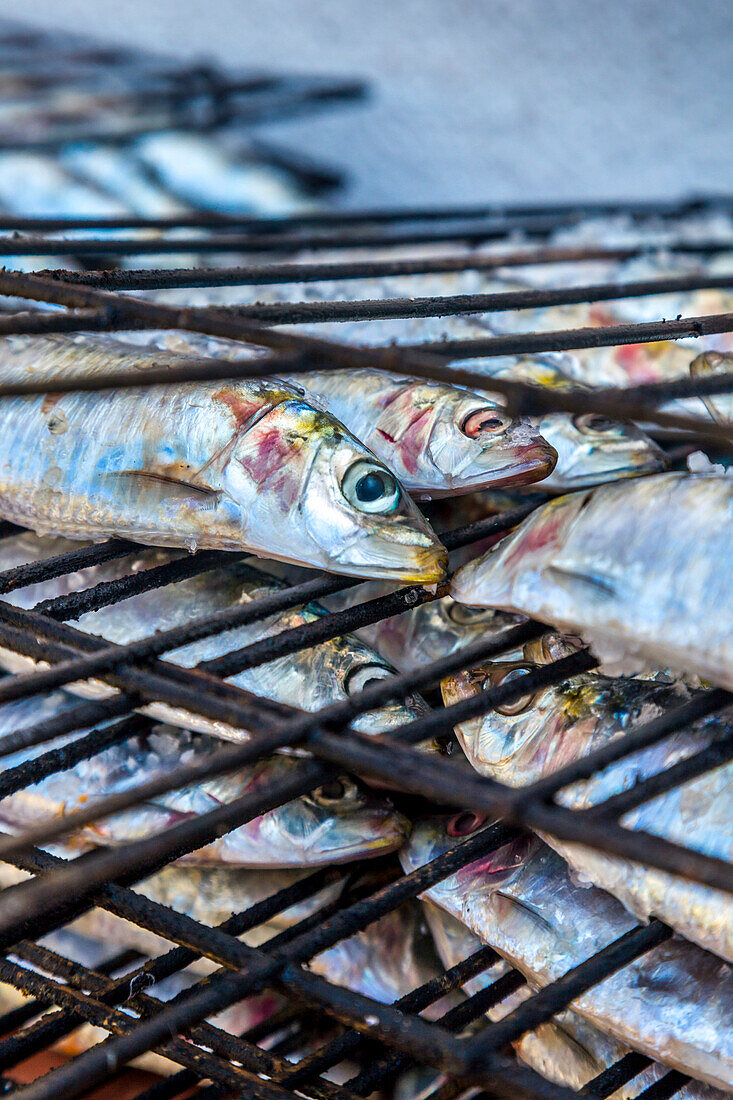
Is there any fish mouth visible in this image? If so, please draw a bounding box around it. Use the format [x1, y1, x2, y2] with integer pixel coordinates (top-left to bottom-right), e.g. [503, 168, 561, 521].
[552, 451, 669, 489]
[468, 439, 558, 493]
[352, 699, 430, 735]
[320, 811, 410, 862]
[335, 532, 448, 583]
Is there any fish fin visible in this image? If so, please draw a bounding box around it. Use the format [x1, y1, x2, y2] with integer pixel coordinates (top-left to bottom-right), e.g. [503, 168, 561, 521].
[545, 565, 617, 598]
[106, 470, 221, 504]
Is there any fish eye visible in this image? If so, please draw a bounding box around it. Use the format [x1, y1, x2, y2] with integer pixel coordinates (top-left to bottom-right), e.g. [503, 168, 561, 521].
[344, 663, 394, 695]
[572, 413, 618, 434]
[447, 811, 486, 837]
[462, 407, 511, 438]
[341, 461, 401, 514]
[309, 778, 360, 807]
[493, 666, 535, 716]
[447, 602, 496, 626]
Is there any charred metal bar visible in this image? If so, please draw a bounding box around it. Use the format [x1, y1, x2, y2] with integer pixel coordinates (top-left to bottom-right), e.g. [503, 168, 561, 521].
[0, 694, 134, 759]
[634, 1072, 692, 1100]
[283, 945, 503, 1087]
[580, 1053, 654, 1099]
[0, 537, 137, 596]
[4, 193, 732, 233]
[0, 957, 300, 1100]
[0, 863, 339, 1073]
[0, 269, 730, 445]
[33, 548, 245, 621]
[580, 729, 733, 822]
[43, 239, 733, 291]
[37, 553, 350, 624]
[346, 970, 529, 1097]
[0, 215, 592, 258]
[465, 922, 672, 1060]
[203, 270, 733, 326]
[0, 309, 111, 336]
[309, 726, 733, 894]
[0, 713, 150, 799]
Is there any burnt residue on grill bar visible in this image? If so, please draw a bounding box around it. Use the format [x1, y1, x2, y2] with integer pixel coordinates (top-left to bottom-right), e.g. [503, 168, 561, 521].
[0, 195, 730, 1100]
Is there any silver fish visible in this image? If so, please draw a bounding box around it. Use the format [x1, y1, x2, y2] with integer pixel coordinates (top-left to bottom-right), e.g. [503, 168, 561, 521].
[0, 725, 408, 867]
[284, 372, 556, 499]
[0, 537, 429, 741]
[466, 356, 667, 491]
[423, 902, 723, 1099]
[451, 473, 733, 687]
[133, 331, 557, 499]
[0, 333, 446, 581]
[442, 658, 733, 961]
[402, 820, 733, 1091]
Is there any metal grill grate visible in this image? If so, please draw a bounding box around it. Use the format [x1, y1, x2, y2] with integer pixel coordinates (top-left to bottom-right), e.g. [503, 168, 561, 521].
[0, 194, 730, 1100]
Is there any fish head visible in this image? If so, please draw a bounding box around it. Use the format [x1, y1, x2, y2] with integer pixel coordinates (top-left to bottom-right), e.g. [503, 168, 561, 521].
[227, 399, 446, 580]
[441, 657, 689, 784]
[221, 760, 410, 866]
[400, 814, 538, 909]
[431, 599, 527, 656]
[310, 631, 430, 735]
[282, 613, 431, 734]
[449, 491, 590, 609]
[411, 386, 556, 497]
[441, 659, 610, 782]
[537, 412, 667, 491]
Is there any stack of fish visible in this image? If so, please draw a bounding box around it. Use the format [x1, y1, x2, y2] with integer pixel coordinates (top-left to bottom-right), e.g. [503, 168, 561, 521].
[0, 249, 732, 1098]
[0, 79, 731, 1087]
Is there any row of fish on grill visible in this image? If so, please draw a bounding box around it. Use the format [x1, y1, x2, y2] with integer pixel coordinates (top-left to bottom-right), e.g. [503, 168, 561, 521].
[0, 207, 731, 1097]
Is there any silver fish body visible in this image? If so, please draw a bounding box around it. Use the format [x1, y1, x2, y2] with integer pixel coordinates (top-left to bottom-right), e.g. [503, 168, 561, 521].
[0, 537, 428, 741]
[0, 333, 446, 581]
[443, 661, 733, 960]
[0, 725, 408, 867]
[402, 820, 733, 1090]
[423, 902, 722, 1099]
[451, 473, 733, 688]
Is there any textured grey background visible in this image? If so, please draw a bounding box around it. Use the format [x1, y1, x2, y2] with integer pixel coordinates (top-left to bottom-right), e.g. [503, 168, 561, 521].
[5, 0, 733, 208]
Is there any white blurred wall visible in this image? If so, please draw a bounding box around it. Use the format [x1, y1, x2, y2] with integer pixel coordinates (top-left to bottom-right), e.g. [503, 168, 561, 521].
[8, 0, 733, 207]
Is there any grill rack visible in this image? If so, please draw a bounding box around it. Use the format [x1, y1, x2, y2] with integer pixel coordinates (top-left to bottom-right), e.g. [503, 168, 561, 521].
[0, 200, 728, 1100]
